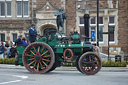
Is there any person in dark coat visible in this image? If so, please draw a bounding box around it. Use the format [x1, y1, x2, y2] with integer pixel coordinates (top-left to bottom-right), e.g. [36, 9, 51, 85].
[29, 24, 37, 43]
[22, 37, 28, 47]
[15, 35, 23, 46]
[0, 42, 6, 54]
[10, 45, 17, 58]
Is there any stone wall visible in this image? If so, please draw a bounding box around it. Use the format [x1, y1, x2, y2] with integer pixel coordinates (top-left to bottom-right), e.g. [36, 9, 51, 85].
[118, 0, 128, 56]
[65, 0, 76, 35]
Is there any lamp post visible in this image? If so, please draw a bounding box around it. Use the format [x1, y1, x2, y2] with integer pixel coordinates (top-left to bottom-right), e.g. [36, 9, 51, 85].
[97, 0, 99, 46]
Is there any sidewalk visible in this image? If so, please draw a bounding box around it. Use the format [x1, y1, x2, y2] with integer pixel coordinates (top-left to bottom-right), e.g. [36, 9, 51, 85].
[0, 64, 128, 72]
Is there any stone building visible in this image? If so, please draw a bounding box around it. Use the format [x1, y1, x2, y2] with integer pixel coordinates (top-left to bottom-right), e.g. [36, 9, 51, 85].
[0, 0, 128, 56]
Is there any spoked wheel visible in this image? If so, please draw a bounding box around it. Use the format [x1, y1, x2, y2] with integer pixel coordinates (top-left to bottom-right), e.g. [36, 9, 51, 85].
[78, 52, 102, 75]
[22, 42, 55, 73]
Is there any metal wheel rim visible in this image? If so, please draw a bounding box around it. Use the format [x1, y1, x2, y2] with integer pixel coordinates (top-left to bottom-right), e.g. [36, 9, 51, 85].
[78, 52, 101, 75]
[22, 42, 55, 73]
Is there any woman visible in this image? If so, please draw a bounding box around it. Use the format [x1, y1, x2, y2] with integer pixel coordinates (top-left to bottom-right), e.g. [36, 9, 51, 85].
[22, 37, 28, 47]
[5, 41, 9, 48]
[9, 41, 13, 47]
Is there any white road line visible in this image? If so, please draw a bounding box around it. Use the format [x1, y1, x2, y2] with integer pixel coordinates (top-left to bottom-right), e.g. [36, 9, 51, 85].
[12, 75, 28, 79]
[0, 80, 22, 85]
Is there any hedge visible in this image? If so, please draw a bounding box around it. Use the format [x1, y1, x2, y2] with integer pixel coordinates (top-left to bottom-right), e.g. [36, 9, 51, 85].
[62, 60, 127, 67]
[0, 58, 127, 67]
[0, 58, 16, 64]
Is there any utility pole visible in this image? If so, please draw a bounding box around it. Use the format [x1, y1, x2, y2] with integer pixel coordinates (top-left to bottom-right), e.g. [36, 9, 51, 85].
[97, 0, 99, 46]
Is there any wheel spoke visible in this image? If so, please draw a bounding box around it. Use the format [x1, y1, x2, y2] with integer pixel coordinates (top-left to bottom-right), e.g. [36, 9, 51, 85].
[25, 53, 34, 57]
[38, 46, 40, 52]
[41, 46, 45, 53]
[41, 51, 48, 56]
[43, 55, 51, 58]
[42, 61, 47, 67]
[28, 60, 35, 66]
[37, 63, 39, 71]
[33, 47, 37, 53]
[42, 59, 50, 62]
[33, 62, 36, 68]
[39, 62, 44, 69]
[30, 50, 35, 56]
[28, 58, 35, 61]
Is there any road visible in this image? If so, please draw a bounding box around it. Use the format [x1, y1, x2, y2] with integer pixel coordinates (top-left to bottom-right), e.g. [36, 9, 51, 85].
[0, 68, 128, 85]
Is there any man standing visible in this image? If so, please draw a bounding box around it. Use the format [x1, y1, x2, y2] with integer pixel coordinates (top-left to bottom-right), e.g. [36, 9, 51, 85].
[29, 24, 37, 43]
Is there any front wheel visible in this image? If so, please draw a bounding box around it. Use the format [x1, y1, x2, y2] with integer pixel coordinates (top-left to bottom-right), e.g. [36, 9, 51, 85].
[22, 42, 55, 73]
[78, 52, 102, 75]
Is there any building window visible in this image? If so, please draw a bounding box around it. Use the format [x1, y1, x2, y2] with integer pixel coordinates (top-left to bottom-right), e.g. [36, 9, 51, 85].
[13, 33, 17, 42]
[17, 0, 28, 17]
[79, 17, 84, 24]
[90, 27, 96, 42]
[0, 34, 5, 42]
[109, 26, 115, 42]
[7, 2, 11, 17]
[99, 27, 103, 42]
[0, 3, 5, 17]
[0, 1, 12, 17]
[109, 16, 115, 24]
[109, 16, 115, 42]
[99, 17, 103, 24]
[90, 17, 96, 25]
[23, 2, 28, 16]
[17, 2, 22, 17]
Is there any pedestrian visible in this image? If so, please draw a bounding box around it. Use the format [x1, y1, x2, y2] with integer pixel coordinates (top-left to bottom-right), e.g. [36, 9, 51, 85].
[0, 42, 6, 58]
[93, 43, 100, 56]
[15, 35, 23, 46]
[10, 45, 17, 58]
[5, 41, 9, 48]
[22, 37, 28, 47]
[9, 41, 13, 47]
[29, 24, 37, 43]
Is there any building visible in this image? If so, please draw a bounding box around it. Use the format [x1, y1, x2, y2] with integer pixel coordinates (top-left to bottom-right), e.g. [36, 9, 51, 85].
[0, 0, 128, 56]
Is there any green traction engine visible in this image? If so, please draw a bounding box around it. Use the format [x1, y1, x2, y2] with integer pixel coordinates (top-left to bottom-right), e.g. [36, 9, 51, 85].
[15, 29, 102, 75]
[15, 14, 101, 75]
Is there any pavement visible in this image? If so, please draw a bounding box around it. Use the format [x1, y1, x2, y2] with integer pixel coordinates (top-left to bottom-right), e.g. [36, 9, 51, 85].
[0, 64, 128, 72]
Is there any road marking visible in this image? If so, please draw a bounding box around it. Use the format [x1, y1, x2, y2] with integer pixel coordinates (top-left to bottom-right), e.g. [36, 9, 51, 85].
[12, 75, 28, 79]
[0, 74, 28, 85]
[0, 80, 22, 85]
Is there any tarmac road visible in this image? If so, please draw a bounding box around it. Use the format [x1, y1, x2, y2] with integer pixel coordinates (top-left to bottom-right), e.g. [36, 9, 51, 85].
[0, 68, 128, 85]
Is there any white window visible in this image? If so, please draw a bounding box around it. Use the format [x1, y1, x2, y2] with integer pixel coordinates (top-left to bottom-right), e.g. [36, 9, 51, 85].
[90, 27, 96, 42]
[90, 17, 96, 25]
[109, 16, 115, 42]
[17, 2, 22, 17]
[17, 1, 28, 17]
[99, 27, 103, 42]
[79, 17, 84, 25]
[109, 16, 115, 25]
[7, 2, 11, 17]
[23, 2, 28, 17]
[99, 17, 104, 25]
[0, 3, 5, 17]
[0, 34, 5, 42]
[0, 1, 12, 17]
[12, 33, 17, 42]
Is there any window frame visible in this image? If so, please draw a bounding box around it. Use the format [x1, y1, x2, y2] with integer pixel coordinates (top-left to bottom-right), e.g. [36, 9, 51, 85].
[16, 1, 29, 18]
[108, 16, 115, 42]
[6, 2, 12, 17]
[0, 2, 5, 17]
[0, 33, 5, 42]
[12, 33, 18, 42]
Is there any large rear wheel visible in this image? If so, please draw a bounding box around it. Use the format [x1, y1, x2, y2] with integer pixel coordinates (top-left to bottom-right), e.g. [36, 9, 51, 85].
[78, 52, 101, 75]
[22, 42, 55, 73]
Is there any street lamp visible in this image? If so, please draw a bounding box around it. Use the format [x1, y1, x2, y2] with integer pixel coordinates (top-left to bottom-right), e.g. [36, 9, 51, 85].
[97, 0, 99, 46]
